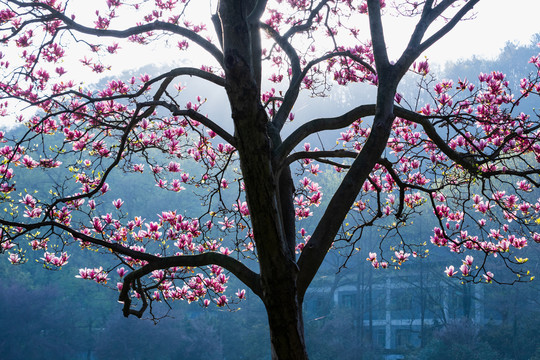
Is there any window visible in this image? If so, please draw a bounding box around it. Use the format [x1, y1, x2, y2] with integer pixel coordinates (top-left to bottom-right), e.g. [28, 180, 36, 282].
[375, 329, 386, 348]
[390, 289, 413, 312]
[339, 292, 357, 309]
[396, 329, 410, 349]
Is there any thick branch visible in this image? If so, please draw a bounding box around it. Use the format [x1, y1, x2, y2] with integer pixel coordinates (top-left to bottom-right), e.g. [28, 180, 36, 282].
[393, 106, 477, 172]
[275, 104, 376, 161]
[1, 218, 261, 301]
[394, 0, 480, 77]
[157, 67, 227, 88]
[296, 94, 396, 298]
[150, 253, 261, 296]
[406, 0, 453, 50]
[282, 149, 357, 168]
[117, 251, 262, 316]
[416, 0, 479, 54]
[247, 0, 268, 24]
[367, 0, 390, 72]
[271, 50, 377, 131]
[262, 2, 340, 131]
[141, 101, 236, 146]
[2, 67, 225, 110]
[261, 23, 302, 130]
[0, 219, 160, 262]
[281, 0, 331, 40]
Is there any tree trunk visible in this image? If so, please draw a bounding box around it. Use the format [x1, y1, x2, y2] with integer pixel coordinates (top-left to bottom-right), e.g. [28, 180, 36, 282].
[264, 286, 309, 360]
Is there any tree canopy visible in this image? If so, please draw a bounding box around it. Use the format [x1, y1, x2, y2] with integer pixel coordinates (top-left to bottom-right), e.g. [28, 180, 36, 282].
[0, 1, 539, 359]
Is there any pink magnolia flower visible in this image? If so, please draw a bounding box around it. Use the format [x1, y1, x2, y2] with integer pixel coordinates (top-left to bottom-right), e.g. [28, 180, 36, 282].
[116, 267, 127, 278]
[92, 217, 104, 232]
[475, 201, 492, 214]
[220, 246, 232, 255]
[95, 271, 108, 284]
[236, 289, 246, 300]
[22, 155, 38, 168]
[233, 201, 250, 216]
[167, 161, 181, 172]
[88, 200, 96, 210]
[23, 207, 42, 218]
[497, 239, 510, 252]
[210, 265, 222, 276]
[460, 264, 470, 276]
[310, 164, 321, 175]
[420, 103, 432, 115]
[181, 172, 189, 182]
[395, 250, 410, 264]
[416, 60, 430, 75]
[517, 180, 532, 192]
[20, 194, 36, 208]
[170, 179, 185, 192]
[146, 222, 160, 232]
[8, 253, 21, 264]
[299, 177, 310, 188]
[309, 191, 322, 206]
[445, 265, 457, 277]
[366, 252, 377, 262]
[100, 183, 110, 194]
[156, 179, 167, 188]
[112, 198, 124, 209]
[218, 217, 235, 231]
[243, 242, 254, 252]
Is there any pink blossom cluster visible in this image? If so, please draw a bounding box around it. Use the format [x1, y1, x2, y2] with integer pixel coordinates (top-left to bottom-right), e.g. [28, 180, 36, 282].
[0, 1, 538, 316]
[76, 267, 109, 284]
[327, 53, 540, 280]
[295, 175, 323, 219]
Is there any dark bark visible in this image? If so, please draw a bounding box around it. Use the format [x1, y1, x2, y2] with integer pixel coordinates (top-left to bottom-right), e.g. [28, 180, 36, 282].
[263, 263, 309, 360]
[0, 1, 485, 359]
[297, 79, 398, 299]
[218, 2, 308, 358]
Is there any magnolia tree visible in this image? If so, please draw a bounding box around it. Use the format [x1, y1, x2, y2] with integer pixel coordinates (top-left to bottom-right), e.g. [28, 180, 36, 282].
[1, 0, 540, 358]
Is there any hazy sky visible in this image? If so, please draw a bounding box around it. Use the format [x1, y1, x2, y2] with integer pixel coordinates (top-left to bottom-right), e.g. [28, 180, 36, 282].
[119, 1, 540, 71]
[60, 1, 540, 78]
[391, 1, 540, 65]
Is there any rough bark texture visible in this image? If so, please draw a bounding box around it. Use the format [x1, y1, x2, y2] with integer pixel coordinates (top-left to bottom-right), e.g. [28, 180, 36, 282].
[0, 1, 485, 359]
[218, 1, 308, 358]
[216, 1, 481, 358]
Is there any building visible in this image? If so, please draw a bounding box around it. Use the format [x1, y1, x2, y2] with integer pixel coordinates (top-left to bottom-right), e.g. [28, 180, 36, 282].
[304, 260, 487, 355]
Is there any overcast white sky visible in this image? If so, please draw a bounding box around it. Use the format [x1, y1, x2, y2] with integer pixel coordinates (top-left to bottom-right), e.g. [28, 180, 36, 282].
[120, 1, 540, 71]
[386, 0, 540, 65]
[68, 0, 540, 76]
